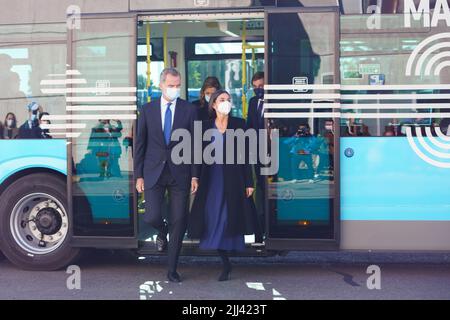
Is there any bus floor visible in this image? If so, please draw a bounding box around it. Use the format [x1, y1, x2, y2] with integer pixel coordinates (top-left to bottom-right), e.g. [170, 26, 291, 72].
[136, 240, 275, 257]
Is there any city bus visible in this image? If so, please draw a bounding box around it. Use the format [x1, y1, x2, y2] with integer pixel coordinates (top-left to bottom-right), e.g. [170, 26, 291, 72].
[1, 0, 450, 270]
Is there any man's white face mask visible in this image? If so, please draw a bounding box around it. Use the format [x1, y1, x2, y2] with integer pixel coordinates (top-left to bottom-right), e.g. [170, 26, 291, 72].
[165, 87, 181, 101]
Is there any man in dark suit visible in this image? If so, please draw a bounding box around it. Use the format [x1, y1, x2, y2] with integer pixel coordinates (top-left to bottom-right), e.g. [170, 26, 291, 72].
[135, 68, 199, 283]
[246, 72, 265, 244]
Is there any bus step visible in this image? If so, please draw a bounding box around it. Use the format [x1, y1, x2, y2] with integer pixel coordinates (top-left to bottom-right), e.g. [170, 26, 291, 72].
[136, 241, 272, 257]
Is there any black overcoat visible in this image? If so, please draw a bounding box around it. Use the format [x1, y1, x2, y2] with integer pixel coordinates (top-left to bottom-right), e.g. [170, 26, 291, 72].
[188, 116, 258, 238]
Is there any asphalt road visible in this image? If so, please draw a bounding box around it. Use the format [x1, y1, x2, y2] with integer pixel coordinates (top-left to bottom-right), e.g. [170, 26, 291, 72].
[1, 250, 450, 300]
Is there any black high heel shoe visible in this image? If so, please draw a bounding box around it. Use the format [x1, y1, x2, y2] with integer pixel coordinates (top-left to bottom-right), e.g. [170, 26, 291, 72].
[218, 263, 232, 281]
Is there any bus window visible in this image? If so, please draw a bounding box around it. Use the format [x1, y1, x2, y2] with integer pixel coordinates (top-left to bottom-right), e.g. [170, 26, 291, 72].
[340, 14, 450, 137]
[0, 23, 66, 140]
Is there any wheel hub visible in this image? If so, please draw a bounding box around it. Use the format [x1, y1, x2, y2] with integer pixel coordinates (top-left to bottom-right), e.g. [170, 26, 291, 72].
[35, 208, 62, 235]
[10, 193, 69, 255]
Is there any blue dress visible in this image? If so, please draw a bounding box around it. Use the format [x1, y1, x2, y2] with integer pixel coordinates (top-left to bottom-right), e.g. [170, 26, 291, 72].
[199, 127, 245, 251]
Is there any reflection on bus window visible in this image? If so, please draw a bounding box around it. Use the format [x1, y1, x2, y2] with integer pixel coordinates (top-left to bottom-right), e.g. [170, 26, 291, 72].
[82, 120, 124, 179]
[340, 14, 450, 137]
[0, 29, 66, 140]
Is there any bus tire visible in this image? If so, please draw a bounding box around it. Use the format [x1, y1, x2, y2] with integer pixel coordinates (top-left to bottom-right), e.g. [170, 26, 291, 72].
[0, 173, 80, 271]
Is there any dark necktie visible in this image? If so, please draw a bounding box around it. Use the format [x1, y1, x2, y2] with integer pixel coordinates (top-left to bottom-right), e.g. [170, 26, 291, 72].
[163, 103, 172, 145]
[257, 100, 264, 128]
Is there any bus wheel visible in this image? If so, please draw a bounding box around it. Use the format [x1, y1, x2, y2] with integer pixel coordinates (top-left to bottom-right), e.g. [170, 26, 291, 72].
[0, 173, 80, 271]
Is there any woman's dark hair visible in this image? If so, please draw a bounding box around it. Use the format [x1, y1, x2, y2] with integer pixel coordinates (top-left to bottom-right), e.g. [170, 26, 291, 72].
[208, 89, 230, 118]
[200, 76, 221, 107]
[4, 112, 17, 128]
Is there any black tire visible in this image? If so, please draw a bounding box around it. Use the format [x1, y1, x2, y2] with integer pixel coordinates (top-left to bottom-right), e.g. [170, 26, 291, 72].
[0, 173, 81, 271]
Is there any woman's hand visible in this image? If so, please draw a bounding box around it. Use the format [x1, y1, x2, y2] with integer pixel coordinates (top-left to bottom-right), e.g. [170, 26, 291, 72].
[246, 187, 254, 198]
[191, 178, 199, 194]
[136, 178, 145, 193]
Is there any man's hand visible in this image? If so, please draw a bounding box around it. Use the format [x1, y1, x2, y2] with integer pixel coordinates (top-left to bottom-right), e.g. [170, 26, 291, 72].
[136, 178, 145, 193]
[246, 187, 255, 198]
[191, 178, 199, 194]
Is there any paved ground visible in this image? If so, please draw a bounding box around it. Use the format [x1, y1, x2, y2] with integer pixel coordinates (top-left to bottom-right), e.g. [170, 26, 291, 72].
[1, 250, 450, 300]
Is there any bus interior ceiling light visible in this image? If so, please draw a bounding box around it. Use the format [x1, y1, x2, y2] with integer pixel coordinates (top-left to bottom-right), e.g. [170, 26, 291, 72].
[139, 13, 263, 22]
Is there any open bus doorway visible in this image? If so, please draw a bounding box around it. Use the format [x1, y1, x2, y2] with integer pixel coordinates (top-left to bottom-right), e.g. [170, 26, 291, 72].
[135, 14, 266, 253]
[65, 8, 340, 257]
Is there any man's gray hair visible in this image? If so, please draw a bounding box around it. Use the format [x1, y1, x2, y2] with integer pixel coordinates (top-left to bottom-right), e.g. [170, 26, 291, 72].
[160, 67, 181, 83]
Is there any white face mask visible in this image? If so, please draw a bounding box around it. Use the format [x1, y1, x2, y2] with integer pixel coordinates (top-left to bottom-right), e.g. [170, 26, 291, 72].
[217, 101, 232, 115]
[325, 125, 333, 131]
[205, 95, 211, 103]
[6, 119, 14, 127]
[165, 87, 180, 101]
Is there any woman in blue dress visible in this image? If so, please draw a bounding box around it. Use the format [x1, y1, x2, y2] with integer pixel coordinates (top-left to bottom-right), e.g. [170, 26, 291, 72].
[188, 90, 258, 281]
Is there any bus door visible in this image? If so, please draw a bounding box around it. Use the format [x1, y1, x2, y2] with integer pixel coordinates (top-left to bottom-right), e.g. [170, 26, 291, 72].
[66, 13, 138, 247]
[264, 7, 340, 250]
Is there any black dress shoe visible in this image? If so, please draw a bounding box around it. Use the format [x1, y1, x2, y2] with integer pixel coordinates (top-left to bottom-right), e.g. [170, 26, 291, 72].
[167, 271, 182, 283]
[156, 234, 167, 252]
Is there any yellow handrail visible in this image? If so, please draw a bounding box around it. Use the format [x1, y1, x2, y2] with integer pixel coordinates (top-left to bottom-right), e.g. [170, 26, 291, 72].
[251, 48, 256, 74]
[243, 44, 265, 50]
[241, 26, 264, 119]
[163, 23, 169, 68]
[241, 21, 248, 119]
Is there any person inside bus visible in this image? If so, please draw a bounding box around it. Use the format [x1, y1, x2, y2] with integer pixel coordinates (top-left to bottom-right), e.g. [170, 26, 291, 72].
[18, 102, 43, 139]
[343, 119, 371, 137]
[39, 112, 52, 139]
[316, 119, 334, 177]
[284, 123, 320, 182]
[247, 71, 265, 132]
[191, 76, 221, 121]
[3, 112, 19, 139]
[245, 71, 265, 243]
[135, 68, 200, 283]
[188, 89, 257, 282]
